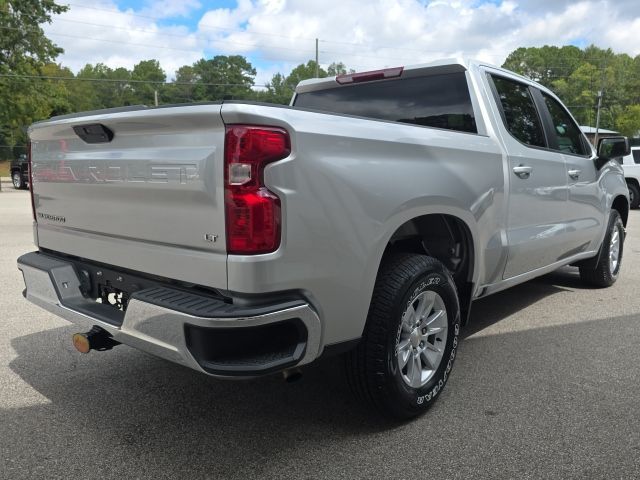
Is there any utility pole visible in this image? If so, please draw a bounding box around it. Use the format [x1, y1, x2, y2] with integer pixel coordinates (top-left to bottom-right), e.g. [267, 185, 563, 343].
[154, 89, 159, 107]
[593, 62, 607, 147]
[315, 38, 319, 78]
[594, 90, 603, 146]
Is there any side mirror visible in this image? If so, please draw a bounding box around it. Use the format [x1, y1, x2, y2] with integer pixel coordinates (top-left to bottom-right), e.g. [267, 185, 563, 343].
[595, 136, 630, 169]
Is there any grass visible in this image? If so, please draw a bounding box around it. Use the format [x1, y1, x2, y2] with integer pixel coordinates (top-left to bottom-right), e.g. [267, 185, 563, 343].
[0, 160, 10, 178]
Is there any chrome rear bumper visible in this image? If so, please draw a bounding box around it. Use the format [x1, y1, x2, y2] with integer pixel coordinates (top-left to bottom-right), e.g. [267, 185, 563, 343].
[18, 252, 321, 377]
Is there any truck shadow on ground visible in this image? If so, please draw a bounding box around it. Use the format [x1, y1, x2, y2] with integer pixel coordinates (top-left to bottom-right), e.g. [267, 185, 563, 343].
[5, 266, 625, 478]
[464, 266, 587, 338]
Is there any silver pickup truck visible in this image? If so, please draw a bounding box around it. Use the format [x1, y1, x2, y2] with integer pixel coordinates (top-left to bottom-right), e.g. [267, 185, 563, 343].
[18, 59, 630, 419]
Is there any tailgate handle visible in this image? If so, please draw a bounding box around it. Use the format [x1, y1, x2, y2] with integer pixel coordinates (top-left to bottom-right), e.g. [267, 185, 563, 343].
[72, 124, 114, 144]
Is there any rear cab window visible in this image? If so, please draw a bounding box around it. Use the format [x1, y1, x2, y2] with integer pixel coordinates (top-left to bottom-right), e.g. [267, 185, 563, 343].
[293, 72, 477, 134]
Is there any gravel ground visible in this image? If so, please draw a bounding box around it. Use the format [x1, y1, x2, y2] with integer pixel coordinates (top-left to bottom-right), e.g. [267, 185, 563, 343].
[1, 184, 639, 479]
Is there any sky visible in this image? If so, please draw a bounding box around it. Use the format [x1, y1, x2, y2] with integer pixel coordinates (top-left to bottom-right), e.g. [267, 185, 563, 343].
[43, 0, 640, 87]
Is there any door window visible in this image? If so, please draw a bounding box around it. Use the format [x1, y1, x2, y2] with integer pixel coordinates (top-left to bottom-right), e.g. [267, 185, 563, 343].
[490, 75, 546, 148]
[542, 93, 590, 156]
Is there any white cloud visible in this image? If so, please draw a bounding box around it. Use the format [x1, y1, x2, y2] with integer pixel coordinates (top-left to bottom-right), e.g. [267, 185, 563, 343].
[602, 16, 640, 55]
[139, 0, 202, 19]
[42, 0, 205, 78]
[198, 0, 640, 70]
[45, 0, 640, 85]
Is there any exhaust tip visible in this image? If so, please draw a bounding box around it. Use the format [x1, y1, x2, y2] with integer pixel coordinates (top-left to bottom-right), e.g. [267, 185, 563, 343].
[72, 333, 91, 353]
[71, 326, 119, 353]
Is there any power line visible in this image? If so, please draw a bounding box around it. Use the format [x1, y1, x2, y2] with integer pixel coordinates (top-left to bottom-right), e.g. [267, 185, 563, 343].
[52, 14, 507, 58]
[0, 73, 276, 88]
[38, 28, 424, 64]
[54, 2, 639, 69]
[14, 28, 461, 69]
[61, 2, 357, 48]
[55, 12, 309, 42]
[0, 68, 612, 89]
[54, 4, 507, 58]
[60, 1, 414, 51]
[0, 26, 308, 57]
[48, 17, 437, 59]
[4, 25, 408, 69]
[0, 69, 591, 90]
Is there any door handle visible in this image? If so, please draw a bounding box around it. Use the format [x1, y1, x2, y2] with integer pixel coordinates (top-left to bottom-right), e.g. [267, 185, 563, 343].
[513, 165, 532, 179]
[568, 169, 581, 180]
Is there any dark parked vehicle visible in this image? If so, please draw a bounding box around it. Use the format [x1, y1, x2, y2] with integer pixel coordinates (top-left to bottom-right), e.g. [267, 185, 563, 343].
[11, 154, 29, 189]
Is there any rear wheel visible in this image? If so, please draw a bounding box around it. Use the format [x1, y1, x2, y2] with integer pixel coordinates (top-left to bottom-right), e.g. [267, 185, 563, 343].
[345, 253, 461, 419]
[12, 171, 24, 189]
[579, 210, 624, 287]
[627, 182, 640, 209]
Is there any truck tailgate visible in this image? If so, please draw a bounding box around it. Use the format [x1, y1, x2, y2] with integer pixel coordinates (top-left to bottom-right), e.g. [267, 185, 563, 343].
[28, 104, 228, 288]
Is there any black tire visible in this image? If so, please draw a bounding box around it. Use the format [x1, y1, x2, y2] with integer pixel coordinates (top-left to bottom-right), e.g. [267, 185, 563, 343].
[627, 182, 640, 209]
[12, 171, 24, 190]
[345, 253, 461, 419]
[579, 210, 624, 287]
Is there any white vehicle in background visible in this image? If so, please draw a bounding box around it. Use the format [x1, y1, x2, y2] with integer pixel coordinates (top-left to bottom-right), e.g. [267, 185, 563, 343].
[622, 146, 640, 209]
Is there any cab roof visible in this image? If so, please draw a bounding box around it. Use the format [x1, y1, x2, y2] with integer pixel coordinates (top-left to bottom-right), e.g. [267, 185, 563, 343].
[295, 58, 534, 95]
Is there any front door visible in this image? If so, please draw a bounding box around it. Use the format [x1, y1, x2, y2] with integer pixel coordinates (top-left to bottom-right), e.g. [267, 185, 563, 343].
[537, 91, 604, 255]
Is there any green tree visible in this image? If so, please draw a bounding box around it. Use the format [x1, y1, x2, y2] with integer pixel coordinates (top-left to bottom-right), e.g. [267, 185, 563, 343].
[550, 63, 601, 126]
[131, 59, 166, 105]
[188, 55, 256, 101]
[0, 0, 68, 147]
[286, 60, 328, 87]
[503, 45, 640, 135]
[259, 60, 347, 105]
[40, 63, 73, 116]
[0, 0, 67, 71]
[617, 105, 640, 137]
[261, 73, 293, 105]
[503, 45, 584, 87]
[65, 70, 100, 113]
[76, 63, 133, 109]
[327, 62, 354, 76]
[162, 64, 201, 104]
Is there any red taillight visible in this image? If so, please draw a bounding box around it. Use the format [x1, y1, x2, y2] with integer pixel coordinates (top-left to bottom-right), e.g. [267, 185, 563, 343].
[224, 125, 290, 254]
[335, 66, 404, 85]
[27, 141, 36, 221]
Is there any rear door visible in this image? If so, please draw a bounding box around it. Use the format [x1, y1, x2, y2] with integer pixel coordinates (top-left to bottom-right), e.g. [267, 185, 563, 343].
[486, 73, 572, 279]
